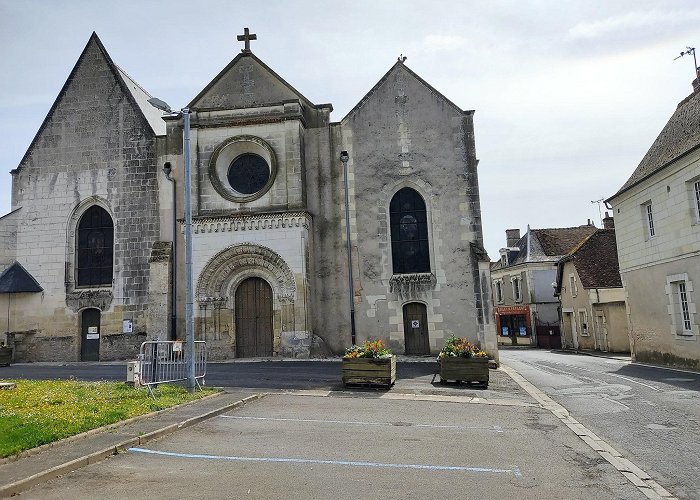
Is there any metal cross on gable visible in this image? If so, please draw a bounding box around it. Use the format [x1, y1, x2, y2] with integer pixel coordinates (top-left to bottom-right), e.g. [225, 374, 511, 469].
[237, 27, 257, 53]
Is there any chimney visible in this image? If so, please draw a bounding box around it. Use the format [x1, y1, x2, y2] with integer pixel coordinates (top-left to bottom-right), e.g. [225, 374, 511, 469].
[603, 211, 615, 229]
[506, 229, 520, 247]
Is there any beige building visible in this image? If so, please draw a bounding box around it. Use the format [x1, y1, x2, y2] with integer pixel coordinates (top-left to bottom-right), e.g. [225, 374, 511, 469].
[0, 32, 497, 362]
[555, 224, 629, 353]
[606, 81, 700, 370]
[491, 224, 596, 348]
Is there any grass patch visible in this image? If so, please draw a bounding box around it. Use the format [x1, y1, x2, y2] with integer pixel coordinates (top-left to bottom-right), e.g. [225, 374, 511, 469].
[0, 379, 219, 458]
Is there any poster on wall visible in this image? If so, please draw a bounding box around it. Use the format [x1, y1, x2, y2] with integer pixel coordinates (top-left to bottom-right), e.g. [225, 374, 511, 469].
[519, 326, 527, 336]
[501, 327, 509, 336]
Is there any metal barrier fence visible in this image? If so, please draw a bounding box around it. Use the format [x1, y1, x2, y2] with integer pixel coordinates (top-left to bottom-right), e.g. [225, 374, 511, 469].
[137, 340, 207, 395]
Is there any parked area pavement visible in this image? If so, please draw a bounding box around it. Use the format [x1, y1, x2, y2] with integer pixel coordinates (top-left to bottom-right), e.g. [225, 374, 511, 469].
[0, 357, 669, 499]
[4, 386, 642, 499]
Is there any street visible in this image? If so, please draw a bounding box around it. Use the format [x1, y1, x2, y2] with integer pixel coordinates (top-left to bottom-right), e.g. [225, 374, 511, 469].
[500, 349, 700, 500]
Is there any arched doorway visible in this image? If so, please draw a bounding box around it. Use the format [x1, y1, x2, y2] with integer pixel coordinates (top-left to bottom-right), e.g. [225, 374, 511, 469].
[80, 308, 101, 361]
[403, 302, 429, 355]
[235, 277, 273, 357]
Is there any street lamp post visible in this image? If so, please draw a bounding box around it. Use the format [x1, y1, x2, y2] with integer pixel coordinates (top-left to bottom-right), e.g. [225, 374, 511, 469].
[148, 97, 196, 392]
[340, 151, 356, 346]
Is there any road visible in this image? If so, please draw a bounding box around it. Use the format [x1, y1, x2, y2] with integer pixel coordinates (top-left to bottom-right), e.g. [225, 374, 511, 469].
[500, 349, 700, 500]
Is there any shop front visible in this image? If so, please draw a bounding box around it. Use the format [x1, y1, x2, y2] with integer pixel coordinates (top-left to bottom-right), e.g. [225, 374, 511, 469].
[495, 305, 532, 346]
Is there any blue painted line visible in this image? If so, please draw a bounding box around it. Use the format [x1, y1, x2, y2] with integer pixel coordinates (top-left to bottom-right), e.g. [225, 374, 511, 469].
[128, 448, 520, 476]
[219, 415, 504, 433]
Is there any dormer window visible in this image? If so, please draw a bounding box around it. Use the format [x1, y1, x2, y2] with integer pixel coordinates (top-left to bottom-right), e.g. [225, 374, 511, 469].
[501, 255, 507, 267]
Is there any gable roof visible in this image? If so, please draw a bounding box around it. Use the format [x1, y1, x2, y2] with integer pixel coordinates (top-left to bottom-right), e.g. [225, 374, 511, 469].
[13, 32, 162, 172]
[341, 60, 472, 123]
[568, 229, 622, 289]
[608, 90, 700, 201]
[187, 51, 317, 110]
[491, 225, 597, 271]
[116, 66, 166, 135]
[0, 262, 43, 293]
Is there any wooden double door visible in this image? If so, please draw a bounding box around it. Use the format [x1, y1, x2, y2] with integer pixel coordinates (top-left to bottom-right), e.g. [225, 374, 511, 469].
[235, 277, 273, 357]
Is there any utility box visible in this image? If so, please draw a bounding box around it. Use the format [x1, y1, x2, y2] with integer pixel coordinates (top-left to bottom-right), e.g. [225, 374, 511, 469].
[126, 360, 142, 386]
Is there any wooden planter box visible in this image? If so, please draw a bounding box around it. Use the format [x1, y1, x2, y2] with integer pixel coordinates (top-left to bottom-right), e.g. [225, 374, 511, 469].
[342, 355, 396, 387]
[0, 347, 12, 367]
[439, 356, 489, 387]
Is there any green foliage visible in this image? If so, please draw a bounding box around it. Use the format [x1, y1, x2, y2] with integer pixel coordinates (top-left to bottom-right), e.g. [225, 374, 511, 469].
[0, 379, 218, 458]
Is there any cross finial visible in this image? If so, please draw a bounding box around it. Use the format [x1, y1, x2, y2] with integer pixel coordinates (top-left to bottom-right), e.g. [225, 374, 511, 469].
[398, 54, 407, 63]
[237, 27, 257, 53]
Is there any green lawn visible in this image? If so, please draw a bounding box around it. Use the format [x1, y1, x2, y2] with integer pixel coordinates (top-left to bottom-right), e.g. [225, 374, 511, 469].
[0, 380, 218, 458]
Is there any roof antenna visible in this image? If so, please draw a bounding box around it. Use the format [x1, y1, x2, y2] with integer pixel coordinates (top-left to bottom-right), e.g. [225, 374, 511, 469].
[591, 197, 604, 227]
[674, 46, 698, 80]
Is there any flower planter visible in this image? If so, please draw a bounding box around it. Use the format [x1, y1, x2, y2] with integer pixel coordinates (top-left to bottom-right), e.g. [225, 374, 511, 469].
[439, 356, 489, 387]
[0, 347, 12, 367]
[342, 355, 396, 387]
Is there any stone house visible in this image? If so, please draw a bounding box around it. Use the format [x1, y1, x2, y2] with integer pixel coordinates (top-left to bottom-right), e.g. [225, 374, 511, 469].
[491, 224, 596, 347]
[605, 79, 700, 370]
[0, 31, 497, 362]
[554, 221, 629, 353]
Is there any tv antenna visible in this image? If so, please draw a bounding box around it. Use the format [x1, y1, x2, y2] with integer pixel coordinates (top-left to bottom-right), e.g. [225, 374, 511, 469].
[674, 46, 698, 80]
[591, 197, 605, 226]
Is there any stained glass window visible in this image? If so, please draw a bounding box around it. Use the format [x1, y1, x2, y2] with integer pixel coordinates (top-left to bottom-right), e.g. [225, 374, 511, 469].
[228, 153, 270, 195]
[390, 188, 430, 274]
[77, 206, 113, 287]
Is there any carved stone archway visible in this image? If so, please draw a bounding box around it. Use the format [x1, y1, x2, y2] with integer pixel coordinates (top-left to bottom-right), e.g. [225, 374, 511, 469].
[195, 243, 297, 357]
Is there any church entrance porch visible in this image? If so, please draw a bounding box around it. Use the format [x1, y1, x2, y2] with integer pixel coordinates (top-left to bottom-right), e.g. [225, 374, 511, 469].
[80, 308, 100, 361]
[235, 277, 273, 357]
[403, 302, 430, 355]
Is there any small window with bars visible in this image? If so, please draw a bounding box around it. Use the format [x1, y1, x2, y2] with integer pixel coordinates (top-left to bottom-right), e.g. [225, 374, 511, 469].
[645, 202, 655, 238]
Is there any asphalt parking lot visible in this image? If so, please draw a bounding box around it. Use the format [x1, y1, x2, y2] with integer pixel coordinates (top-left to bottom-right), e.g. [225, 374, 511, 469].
[19, 392, 642, 499]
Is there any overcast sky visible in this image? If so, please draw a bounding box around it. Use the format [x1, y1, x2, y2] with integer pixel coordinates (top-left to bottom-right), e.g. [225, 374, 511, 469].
[1, 0, 698, 258]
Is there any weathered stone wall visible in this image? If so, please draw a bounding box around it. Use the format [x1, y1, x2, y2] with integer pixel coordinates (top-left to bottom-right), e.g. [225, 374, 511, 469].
[4, 38, 160, 361]
[318, 63, 491, 354]
[147, 241, 172, 341]
[0, 209, 20, 269]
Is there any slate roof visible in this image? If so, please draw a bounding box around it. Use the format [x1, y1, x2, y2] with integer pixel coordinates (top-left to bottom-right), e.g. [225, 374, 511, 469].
[559, 229, 622, 289]
[0, 262, 43, 293]
[492, 225, 597, 271]
[608, 89, 700, 201]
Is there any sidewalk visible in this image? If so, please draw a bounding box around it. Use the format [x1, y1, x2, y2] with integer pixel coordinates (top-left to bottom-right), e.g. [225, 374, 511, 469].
[0, 390, 263, 498]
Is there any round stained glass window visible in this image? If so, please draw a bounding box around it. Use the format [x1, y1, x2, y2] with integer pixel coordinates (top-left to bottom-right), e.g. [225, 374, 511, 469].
[227, 153, 270, 195]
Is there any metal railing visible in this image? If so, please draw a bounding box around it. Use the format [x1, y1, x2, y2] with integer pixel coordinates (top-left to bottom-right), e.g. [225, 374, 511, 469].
[137, 340, 207, 396]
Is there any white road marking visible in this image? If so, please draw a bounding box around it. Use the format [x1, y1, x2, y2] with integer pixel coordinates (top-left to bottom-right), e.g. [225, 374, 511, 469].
[127, 447, 522, 476]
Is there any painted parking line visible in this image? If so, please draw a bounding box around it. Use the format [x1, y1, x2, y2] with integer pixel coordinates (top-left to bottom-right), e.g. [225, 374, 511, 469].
[128, 448, 522, 477]
[219, 415, 503, 433]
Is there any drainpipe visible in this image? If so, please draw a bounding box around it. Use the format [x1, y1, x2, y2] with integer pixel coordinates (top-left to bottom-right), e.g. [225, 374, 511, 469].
[163, 162, 177, 341]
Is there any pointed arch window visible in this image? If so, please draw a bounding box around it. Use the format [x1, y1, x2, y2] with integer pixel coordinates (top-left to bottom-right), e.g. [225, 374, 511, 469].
[390, 188, 430, 274]
[77, 205, 113, 287]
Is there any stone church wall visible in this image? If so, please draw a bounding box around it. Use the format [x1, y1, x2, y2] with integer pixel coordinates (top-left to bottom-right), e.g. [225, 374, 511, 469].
[5, 40, 160, 361]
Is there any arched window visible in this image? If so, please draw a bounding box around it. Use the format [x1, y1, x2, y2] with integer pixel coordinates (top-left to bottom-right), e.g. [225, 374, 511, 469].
[77, 205, 113, 287]
[390, 188, 430, 274]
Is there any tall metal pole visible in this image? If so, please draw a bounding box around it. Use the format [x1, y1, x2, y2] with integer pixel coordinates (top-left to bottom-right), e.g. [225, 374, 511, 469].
[340, 151, 356, 345]
[182, 108, 195, 392]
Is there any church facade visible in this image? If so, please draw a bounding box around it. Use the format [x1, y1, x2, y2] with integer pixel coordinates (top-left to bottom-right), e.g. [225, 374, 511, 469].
[0, 31, 497, 362]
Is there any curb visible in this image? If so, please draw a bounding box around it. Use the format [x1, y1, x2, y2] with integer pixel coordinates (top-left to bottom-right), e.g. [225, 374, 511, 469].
[499, 363, 676, 500]
[0, 393, 266, 498]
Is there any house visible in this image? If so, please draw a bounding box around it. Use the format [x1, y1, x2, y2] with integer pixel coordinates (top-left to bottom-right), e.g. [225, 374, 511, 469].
[605, 78, 700, 370]
[555, 219, 629, 353]
[491, 224, 596, 347]
[0, 31, 497, 362]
